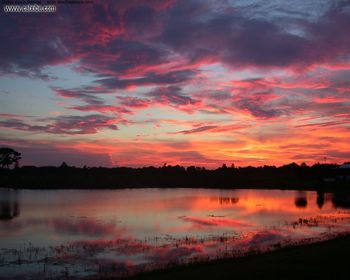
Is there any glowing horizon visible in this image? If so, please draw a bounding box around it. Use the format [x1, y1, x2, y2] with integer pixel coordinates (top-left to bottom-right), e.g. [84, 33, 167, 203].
[1, 0, 350, 168]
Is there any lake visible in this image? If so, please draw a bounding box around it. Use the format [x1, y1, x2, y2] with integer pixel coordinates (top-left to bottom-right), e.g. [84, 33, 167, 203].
[1, 188, 350, 279]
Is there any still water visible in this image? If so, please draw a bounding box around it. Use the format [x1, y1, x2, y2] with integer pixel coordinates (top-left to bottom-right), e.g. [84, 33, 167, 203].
[1, 188, 350, 279]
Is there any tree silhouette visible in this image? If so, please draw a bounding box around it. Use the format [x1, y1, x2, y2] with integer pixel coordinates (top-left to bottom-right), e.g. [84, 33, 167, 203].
[0, 148, 21, 169]
[0, 159, 348, 189]
[60, 161, 69, 168]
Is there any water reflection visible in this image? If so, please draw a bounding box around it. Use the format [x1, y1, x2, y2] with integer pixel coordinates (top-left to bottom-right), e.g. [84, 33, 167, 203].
[332, 193, 350, 209]
[216, 197, 239, 205]
[0, 188, 350, 279]
[294, 191, 308, 208]
[0, 190, 20, 221]
[316, 191, 325, 209]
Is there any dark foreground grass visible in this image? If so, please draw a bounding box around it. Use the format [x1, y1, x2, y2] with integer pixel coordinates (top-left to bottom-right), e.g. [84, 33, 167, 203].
[129, 235, 350, 280]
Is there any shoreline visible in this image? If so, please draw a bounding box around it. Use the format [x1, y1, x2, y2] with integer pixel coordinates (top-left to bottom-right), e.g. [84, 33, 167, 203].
[126, 233, 350, 280]
[2, 186, 350, 194]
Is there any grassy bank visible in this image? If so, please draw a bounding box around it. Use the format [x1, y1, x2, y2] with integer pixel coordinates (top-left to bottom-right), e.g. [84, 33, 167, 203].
[129, 235, 350, 280]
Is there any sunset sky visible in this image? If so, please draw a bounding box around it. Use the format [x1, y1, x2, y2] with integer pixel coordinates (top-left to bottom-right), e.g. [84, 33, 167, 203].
[0, 0, 350, 167]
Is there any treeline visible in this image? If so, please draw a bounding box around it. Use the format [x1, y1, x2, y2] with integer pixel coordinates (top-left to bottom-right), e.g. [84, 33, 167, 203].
[0, 162, 349, 190]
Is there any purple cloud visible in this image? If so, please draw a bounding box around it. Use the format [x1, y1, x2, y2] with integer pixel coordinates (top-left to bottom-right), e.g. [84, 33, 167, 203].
[0, 115, 118, 135]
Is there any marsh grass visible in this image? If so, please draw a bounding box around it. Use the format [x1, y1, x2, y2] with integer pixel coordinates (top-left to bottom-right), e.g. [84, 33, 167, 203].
[1, 214, 350, 279]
